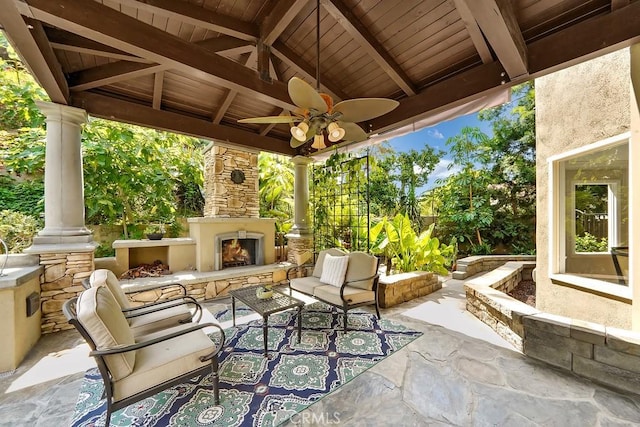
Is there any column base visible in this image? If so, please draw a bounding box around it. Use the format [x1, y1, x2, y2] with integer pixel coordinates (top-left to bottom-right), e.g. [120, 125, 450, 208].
[25, 235, 97, 255]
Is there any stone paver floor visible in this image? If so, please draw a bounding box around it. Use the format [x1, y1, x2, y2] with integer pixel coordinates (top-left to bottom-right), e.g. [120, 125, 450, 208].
[1, 277, 640, 426]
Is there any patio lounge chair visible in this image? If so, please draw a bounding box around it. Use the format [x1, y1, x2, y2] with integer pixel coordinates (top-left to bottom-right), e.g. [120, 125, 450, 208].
[63, 286, 225, 426]
[89, 269, 202, 336]
[288, 249, 381, 332]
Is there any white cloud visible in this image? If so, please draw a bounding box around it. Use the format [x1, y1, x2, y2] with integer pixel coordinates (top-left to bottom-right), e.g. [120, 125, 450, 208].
[431, 159, 461, 180]
[427, 128, 444, 139]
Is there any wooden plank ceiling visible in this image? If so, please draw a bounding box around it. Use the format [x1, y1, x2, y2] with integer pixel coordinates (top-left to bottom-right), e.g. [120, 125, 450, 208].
[1, 0, 639, 156]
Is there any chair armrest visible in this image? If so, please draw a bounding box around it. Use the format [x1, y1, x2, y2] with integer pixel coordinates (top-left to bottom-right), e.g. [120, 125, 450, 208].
[124, 282, 187, 297]
[123, 296, 202, 321]
[343, 273, 379, 286]
[90, 322, 225, 362]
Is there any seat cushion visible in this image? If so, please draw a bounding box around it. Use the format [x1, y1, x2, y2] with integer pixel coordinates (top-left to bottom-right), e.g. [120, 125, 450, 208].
[312, 284, 375, 307]
[112, 329, 215, 401]
[128, 303, 194, 336]
[345, 252, 378, 290]
[90, 269, 131, 309]
[290, 276, 323, 296]
[319, 253, 349, 287]
[77, 286, 136, 381]
[312, 248, 347, 278]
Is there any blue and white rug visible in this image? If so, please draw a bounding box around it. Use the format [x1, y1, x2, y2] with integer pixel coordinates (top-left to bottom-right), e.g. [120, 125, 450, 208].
[71, 301, 422, 426]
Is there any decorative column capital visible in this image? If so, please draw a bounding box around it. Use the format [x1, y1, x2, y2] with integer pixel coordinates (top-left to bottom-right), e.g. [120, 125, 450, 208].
[291, 155, 313, 166]
[36, 100, 87, 125]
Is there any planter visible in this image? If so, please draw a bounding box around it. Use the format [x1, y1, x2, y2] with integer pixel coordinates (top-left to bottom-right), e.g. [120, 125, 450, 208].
[378, 271, 441, 308]
[146, 233, 164, 240]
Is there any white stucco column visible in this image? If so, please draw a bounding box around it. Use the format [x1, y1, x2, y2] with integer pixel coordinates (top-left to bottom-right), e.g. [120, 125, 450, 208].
[27, 101, 94, 251]
[289, 155, 313, 236]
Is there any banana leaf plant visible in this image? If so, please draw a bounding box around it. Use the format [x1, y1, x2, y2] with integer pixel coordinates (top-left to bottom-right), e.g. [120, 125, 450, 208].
[370, 213, 450, 276]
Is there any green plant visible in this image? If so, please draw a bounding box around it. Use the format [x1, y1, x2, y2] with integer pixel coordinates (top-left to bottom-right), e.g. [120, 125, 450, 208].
[144, 223, 166, 235]
[370, 213, 450, 275]
[0, 209, 39, 253]
[575, 232, 608, 252]
[94, 242, 115, 258]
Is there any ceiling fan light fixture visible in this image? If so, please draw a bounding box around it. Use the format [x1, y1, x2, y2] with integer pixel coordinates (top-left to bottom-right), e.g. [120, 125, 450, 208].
[327, 122, 346, 142]
[290, 121, 309, 142]
[311, 133, 326, 149]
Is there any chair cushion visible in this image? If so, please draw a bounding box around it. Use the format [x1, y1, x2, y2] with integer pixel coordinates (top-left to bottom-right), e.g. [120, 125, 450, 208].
[112, 328, 215, 401]
[90, 269, 131, 309]
[128, 303, 194, 336]
[345, 252, 378, 290]
[319, 254, 349, 287]
[312, 284, 376, 307]
[290, 276, 324, 296]
[77, 286, 136, 381]
[312, 248, 347, 278]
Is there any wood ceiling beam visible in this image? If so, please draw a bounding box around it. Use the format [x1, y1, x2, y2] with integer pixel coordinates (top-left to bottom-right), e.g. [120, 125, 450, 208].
[611, 0, 630, 11]
[369, 0, 640, 134]
[152, 71, 164, 110]
[46, 28, 151, 63]
[214, 51, 257, 124]
[25, 0, 296, 110]
[70, 62, 164, 91]
[464, 0, 528, 79]
[0, 1, 68, 103]
[69, 38, 255, 91]
[321, 0, 417, 96]
[527, 0, 640, 75]
[70, 91, 295, 156]
[261, 0, 310, 45]
[112, 0, 259, 42]
[452, 0, 493, 64]
[271, 40, 347, 101]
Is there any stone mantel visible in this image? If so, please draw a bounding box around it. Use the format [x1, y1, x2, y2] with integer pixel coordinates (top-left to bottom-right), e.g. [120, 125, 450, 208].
[188, 217, 275, 225]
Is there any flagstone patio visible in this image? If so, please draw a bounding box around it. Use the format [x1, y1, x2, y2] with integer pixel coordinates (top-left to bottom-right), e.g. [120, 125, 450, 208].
[1, 275, 639, 426]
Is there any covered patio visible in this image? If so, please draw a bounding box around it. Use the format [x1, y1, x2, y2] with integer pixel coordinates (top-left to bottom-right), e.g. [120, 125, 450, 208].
[2, 0, 640, 424]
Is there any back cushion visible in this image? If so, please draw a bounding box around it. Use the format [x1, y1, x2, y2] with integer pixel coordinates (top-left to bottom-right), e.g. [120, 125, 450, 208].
[319, 254, 349, 287]
[312, 248, 347, 278]
[345, 252, 378, 290]
[77, 286, 136, 380]
[90, 269, 130, 309]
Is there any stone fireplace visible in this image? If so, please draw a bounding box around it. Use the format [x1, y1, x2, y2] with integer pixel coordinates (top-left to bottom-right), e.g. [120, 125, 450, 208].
[188, 141, 276, 272]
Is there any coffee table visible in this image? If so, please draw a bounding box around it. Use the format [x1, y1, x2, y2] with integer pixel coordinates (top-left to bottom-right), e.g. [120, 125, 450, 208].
[229, 285, 304, 357]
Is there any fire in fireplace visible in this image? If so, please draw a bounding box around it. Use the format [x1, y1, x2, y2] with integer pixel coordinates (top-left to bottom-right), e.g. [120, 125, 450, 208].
[222, 238, 255, 268]
[214, 231, 265, 270]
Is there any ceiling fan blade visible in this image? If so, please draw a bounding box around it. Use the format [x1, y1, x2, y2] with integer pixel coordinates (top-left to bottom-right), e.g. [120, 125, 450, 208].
[288, 77, 328, 113]
[340, 121, 368, 142]
[238, 116, 298, 124]
[333, 98, 399, 122]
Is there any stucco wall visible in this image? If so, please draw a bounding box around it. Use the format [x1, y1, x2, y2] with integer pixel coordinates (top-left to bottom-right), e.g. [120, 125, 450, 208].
[535, 48, 633, 328]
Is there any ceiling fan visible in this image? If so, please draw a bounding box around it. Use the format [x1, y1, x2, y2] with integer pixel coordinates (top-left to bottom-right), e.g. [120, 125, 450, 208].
[238, 0, 399, 151]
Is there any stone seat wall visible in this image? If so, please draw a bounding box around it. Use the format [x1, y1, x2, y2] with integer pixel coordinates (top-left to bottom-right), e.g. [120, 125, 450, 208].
[464, 256, 640, 396]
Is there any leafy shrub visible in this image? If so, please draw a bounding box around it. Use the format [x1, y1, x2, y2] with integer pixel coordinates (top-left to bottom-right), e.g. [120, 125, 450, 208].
[94, 242, 115, 258]
[575, 232, 608, 252]
[0, 209, 39, 253]
[370, 213, 452, 275]
[0, 175, 44, 217]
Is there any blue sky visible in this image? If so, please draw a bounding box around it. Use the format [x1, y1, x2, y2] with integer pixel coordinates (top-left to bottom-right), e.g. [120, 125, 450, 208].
[386, 112, 493, 193]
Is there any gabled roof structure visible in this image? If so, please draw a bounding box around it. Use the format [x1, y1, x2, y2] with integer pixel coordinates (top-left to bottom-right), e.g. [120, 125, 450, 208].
[2, 0, 640, 155]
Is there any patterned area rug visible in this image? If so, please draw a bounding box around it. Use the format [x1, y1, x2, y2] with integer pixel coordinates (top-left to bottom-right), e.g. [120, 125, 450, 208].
[71, 301, 422, 426]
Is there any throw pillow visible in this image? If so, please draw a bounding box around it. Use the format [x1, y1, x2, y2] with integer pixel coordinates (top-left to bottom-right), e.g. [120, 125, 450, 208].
[319, 253, 349, 287]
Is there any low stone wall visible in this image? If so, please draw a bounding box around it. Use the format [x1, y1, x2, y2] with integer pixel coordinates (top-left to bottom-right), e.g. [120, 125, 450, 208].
[453, 254, 536, 280]
[378, 271, 440, 308]
[39, 252, 94, 334]
[465, 261, 538, 350]
[464, 258, 640, 395]
[120, 266, 289, 307]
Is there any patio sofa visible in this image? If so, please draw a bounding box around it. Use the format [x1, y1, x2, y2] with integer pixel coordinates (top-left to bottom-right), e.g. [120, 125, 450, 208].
[287, 248, 381, 332]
